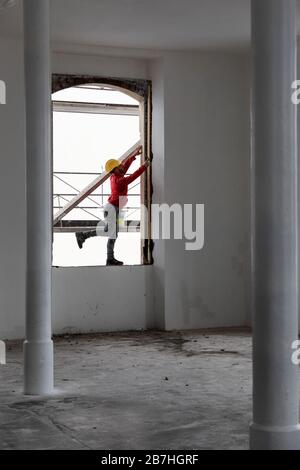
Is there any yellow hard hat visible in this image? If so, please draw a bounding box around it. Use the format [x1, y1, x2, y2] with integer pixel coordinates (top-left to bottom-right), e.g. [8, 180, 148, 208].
[105, 159, 121, 174]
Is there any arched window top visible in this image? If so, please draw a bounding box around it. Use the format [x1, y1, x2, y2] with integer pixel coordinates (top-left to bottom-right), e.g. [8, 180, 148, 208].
[52, 74, 150, 104]
[52, 83, 140, 106]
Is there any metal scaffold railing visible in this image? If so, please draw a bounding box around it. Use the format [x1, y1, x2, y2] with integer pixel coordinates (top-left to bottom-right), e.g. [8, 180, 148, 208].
[53, 140, 142, 233]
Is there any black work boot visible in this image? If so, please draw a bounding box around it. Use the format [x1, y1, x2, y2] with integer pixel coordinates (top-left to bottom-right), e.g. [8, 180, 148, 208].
[76, 232, 86, 249]
[106, 258, 124, 266]
[76, 230, 97, 249]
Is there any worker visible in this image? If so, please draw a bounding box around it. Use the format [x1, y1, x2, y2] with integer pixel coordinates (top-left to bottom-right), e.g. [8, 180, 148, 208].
[76, 145, 150, 266]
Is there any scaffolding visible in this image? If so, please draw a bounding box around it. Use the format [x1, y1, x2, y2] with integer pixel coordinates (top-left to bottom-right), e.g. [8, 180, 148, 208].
[53, 141, 142, 233]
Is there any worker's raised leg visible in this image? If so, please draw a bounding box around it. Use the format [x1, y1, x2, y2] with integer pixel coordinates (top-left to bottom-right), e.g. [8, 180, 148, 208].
[76, 230, 97, 249]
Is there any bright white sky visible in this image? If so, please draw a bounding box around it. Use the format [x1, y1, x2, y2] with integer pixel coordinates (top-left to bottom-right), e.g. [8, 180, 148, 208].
[52, 86, 142, 267]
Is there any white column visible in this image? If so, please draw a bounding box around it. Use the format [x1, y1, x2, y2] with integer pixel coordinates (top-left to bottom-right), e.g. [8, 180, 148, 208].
[250, 0, 300, 449]
[23, 0, 53, 395]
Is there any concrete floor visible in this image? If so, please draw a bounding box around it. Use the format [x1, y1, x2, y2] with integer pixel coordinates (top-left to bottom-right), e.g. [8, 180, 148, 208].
[0, 329, 252, 450]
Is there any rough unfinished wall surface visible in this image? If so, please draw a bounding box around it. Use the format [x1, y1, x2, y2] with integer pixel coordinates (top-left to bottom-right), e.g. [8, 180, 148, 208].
[161, 52, 251, 330]
[0, 38, 26, 340]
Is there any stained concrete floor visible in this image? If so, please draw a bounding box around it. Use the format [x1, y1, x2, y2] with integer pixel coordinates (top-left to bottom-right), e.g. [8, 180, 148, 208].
[0, 329, 252, 450]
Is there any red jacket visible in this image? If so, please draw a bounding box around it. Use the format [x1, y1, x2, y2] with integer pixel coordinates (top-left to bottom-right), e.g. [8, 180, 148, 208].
[108, 156, 147, 208]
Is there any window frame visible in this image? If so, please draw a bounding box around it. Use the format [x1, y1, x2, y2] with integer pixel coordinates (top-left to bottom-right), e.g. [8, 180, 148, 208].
[51, 74, 153, 266]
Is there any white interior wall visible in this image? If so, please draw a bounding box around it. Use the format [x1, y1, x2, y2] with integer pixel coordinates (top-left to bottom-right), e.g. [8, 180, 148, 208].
[151, 52, 251, 330]
[53, 266, 153, 334]
[53, 50, 148, 79]
[0, 33, 252, 339]
[0, 38, 26, 340]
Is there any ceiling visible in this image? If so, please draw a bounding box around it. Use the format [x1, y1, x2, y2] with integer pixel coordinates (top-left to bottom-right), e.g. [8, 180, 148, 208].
[1, 0, 300, 51]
